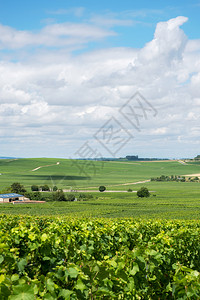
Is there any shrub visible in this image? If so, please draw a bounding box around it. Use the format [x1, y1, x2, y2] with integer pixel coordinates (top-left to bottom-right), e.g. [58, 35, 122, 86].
[27, 192, 43, 201]
[40, 185, 50, 191]
[31, 185, 39, 191]
[78, 193, 93, 201]
[99, 186, 106, 192]
[66, 194, 76, 201]
[127, 188, 132, 192]
[53, 190, 66, 201]
[53, 186, 58, 191]
[137, 187, 150, 198]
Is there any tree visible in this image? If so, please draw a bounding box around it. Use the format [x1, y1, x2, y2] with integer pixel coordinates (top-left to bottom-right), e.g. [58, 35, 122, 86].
[31, 185, 39, 191]
[53, 186, 58, 191]
[137, 187, 150, 198]
[26, 192, 43, 201]
[53, 190, 66, 201]
[40, 185, 50, 191]
[10, 182, 26, 194]
[99, 186, 106, 192]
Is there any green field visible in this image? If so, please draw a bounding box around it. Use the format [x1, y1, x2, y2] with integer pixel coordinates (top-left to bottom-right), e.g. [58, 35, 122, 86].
[0, 158, 200, 191]
[1, 159, 200, 298]
[1, 158, 200, 219]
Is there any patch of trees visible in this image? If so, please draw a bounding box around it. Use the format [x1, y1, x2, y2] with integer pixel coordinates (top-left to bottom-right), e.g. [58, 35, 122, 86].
[194, 155, 200, 160]
[126, 155, 139, 161]
[151, 175, 186, 182]
[31, 185, 58, 192]
[151, 175, 200, 182]
[52, 191, 94, 202]
[0, 182, 94, 202]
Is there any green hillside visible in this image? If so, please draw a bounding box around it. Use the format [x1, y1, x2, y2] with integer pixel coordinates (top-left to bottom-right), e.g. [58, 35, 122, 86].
[0, 158, 200, 191]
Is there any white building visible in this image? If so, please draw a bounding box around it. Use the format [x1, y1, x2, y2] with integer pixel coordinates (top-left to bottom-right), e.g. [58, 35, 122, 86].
[0, 193, 27, 203]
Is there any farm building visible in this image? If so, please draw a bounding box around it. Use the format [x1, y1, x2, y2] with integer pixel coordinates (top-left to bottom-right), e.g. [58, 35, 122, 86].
[0, 193, 28, 203]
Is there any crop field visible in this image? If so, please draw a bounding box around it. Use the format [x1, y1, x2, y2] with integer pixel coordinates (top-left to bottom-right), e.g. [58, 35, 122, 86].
[0, 158, 200, 191]
[1, 215, 200, 299]
[1, 158, 200, 219]
[1, 158, 200, 298]
[1, 182, 200, 219]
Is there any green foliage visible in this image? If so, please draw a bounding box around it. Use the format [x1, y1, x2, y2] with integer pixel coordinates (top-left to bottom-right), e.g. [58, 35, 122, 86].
[25, 192, 45, 201]
[53, 190, 66, 201]
[78, 193, 93, 201]
[10, 182, 26, 194]
[1, 216, 200, 298]
[66, 194, 76, 201]
[31, 185, 39, 191]
[52, 186, 58, 191]
[40, 184, 50, 191]
[137, 187, 150, 198]
[151, 174, 196, 182]
[99, 186, 106, 192]
[127, 188, 132, 192]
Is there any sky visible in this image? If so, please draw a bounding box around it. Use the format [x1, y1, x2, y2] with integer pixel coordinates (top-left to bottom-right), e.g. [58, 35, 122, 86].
[0, 0, 200, 159]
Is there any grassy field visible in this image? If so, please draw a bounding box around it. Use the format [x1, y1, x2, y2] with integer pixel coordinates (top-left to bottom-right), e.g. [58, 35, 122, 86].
[0, 158, 200, 191]
[1, 158, 200, 219]
[0, 181, 200, 219]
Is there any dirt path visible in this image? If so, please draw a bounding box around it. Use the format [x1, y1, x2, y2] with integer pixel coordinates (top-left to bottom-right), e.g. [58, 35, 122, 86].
[63, 189, 138, 193]
[63, 189, 156, 193]
[78, 180, 150, 190]
[109, 179, 150, 187]
[183, 173, 200, 177]
[32, 162, 60, 171]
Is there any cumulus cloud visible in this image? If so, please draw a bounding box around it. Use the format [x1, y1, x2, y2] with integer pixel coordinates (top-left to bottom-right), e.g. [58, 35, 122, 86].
[1, 16, 200, 158]
[139, 16, 188, 64]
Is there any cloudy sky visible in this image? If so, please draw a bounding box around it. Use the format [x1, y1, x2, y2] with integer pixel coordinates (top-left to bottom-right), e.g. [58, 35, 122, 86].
[0, 0, 200, 159]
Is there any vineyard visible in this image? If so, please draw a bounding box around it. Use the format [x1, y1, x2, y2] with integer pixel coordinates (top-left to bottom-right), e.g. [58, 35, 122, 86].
[0, 215, 200, 299]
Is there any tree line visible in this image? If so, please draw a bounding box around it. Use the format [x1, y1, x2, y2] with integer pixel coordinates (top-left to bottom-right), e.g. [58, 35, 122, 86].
[0, 182, 93, 202]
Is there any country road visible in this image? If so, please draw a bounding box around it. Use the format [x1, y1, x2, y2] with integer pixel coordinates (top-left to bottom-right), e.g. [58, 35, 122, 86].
[32, 162, 60, 171]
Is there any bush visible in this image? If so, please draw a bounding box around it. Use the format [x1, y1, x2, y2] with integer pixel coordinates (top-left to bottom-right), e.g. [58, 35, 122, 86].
[53, 190, 66, 201]
[66, 194, 76, 201]
[99, 186, 106, 192]
[127, 188, 132, 192]
[40, 185, 50, 191]
[53, 186, 58, 191]
[26, 192, 43, 201]
[31, 185, 39, 191]
[78, 193, 93, 201]
[137, 187, 150, 198]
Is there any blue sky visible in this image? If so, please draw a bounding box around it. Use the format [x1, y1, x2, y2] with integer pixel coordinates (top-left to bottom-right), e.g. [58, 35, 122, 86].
[1, 0, 200, 48]
[0, 1, 200, 158]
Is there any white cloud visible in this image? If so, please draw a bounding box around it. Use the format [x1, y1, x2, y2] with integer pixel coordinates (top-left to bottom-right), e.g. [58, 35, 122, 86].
[1, 16, 200, 158]
[138, 16, 188, 64]
[0, 22, 115, 50]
